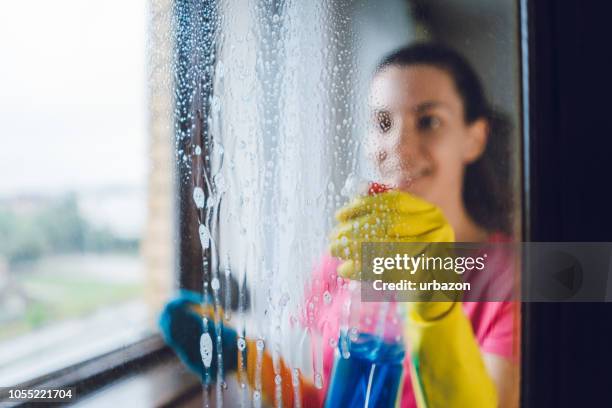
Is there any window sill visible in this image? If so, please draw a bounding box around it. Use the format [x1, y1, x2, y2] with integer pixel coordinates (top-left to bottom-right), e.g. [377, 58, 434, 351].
[73, 353, 201, 407]
[0, 334, 193, 406]
[0, 301, 152, 387]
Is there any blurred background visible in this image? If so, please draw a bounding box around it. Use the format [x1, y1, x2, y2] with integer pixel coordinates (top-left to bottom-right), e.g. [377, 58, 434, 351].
[0, 0, 175, 386]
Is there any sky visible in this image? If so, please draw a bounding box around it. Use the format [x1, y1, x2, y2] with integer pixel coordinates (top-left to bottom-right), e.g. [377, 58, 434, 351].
[0, 0, 148, 196]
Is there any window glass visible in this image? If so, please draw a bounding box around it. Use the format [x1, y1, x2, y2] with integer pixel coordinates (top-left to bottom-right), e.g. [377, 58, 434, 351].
[175, 0, 521, 406]
[0, 0, 174, 385]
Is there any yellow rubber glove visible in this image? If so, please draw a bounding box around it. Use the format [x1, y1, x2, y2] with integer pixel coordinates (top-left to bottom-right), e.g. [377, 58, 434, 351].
[329, 189, 455, 318]
[406, 303, 497, 408]
[329, 189, 498, 408]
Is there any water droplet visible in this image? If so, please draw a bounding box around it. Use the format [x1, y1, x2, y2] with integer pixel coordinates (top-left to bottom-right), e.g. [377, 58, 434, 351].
[211, 95, 221, 113]
[216, 61, 225, 78]
[323, 291, 332, 304]
[328, 337, 338, 348]
[195, 145, 202, 155]
[272, 13, 280, 23]
[193, 187, 205, 208]
[274, 375, 282, 385]
[292, 369, 300, 386]
[314, 373, 323, 389]
[200, 333, 213, 368]
[256, 339, 265, 351]
[214, 172, 227, 194]
[237, 337, 246, 351]
[341, 174, 367, 198]
[211, 277, 220, 291]
[349, 327, 359, 341]
[199, 224, 210, 249]
[253, 390, 261, 401]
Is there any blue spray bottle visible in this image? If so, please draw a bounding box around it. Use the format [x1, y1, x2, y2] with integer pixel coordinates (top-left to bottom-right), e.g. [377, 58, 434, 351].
[324, 331, 405, 408]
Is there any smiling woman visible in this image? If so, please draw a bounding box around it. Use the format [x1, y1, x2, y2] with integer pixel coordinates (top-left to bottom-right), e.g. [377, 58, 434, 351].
[369, 45, 513, 240]
[351, 44, 518, 406]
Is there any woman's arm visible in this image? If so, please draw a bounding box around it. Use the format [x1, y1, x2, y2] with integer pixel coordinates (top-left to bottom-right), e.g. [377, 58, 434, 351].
[328, 189, 518, 407]
[405, 302, 519, 408]
[483, 353, 519, 408]
[159, 291, 322, 407]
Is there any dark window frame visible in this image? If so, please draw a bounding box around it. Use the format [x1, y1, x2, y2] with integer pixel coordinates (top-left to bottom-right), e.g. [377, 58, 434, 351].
[520, 1, 612, 406]
[0, 336, 175, 404]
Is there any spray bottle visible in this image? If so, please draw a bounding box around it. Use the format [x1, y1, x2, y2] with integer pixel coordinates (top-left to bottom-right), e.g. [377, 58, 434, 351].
[324, 182, 406, 408]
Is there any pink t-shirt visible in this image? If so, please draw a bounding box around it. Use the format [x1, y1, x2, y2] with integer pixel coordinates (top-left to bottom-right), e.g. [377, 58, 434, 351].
[302, 233, 517, 407]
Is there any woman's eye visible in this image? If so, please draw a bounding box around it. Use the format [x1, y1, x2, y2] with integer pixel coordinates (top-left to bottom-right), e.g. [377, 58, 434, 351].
[376, 111, 392, 133]
[417, 115, 441, 131]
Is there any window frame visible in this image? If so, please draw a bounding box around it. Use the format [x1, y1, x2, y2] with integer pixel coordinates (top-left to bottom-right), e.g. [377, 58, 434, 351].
[519, 0, 612, 406]
[0, 336, 173, 403]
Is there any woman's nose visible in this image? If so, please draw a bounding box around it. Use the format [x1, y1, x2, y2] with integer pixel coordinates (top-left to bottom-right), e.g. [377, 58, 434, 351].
[396, 123, 421, 158]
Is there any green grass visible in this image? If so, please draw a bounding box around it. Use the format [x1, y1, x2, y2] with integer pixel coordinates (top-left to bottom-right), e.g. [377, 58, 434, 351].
[0, 275, 143, 341]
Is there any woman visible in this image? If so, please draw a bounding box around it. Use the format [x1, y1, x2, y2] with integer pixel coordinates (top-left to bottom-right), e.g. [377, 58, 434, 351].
[161, 43, 518, 407]
[316, 42, 518, 407]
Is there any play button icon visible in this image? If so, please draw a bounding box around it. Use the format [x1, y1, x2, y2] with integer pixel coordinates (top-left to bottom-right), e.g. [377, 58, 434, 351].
[553, 263, 580, 291]
[532, 249, 583, 300]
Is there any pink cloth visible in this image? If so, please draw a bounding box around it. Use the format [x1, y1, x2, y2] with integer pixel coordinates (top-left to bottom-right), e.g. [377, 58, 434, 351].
[302, 232, 518, 407]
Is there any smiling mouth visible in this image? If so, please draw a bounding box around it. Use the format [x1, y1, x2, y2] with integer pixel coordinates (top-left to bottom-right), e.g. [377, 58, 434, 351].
[380, 164, 432, 188]
[405, 168, 432, 183]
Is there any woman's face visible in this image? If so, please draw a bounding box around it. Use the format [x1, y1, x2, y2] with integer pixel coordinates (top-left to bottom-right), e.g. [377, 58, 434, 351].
[367, 65, 487, 209]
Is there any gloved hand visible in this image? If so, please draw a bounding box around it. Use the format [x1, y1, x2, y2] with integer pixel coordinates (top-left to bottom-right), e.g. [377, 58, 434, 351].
[328, 189, 498, 407]
[159, 290, 323, 407]
[159, 290, 238, 383]
[328, 188, 456, 319]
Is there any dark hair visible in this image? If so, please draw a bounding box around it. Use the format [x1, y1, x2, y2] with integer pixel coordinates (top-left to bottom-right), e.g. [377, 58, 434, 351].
[376, 43, 514, 235]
